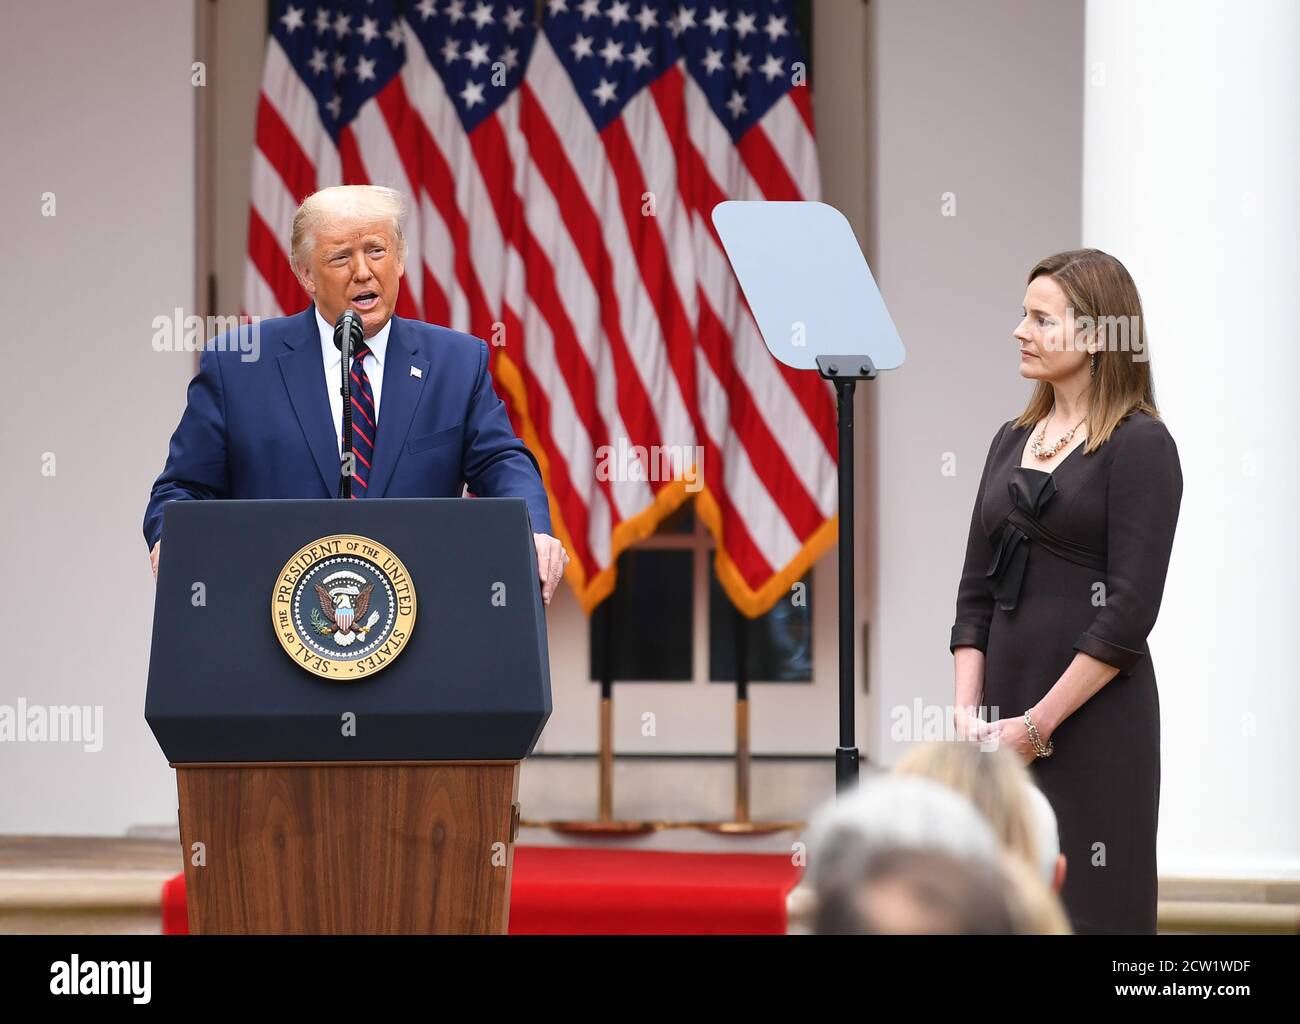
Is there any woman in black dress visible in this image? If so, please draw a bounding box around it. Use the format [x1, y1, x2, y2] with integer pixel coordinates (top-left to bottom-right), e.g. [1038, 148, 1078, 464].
[950, 249, 1182, 934]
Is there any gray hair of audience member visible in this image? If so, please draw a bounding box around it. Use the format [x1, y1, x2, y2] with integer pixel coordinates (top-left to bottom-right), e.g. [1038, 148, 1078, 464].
[813, 845, 1017, 935]
[802, 775, 1002, 894]
[1025, 784, 1062, 885]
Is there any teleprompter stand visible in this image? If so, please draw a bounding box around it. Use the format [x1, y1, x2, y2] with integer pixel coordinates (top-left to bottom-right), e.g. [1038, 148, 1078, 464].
[712, 200, 906, 795]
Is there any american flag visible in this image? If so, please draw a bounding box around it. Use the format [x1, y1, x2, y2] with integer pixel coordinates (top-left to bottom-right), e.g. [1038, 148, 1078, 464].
[247, 0, 837, 617]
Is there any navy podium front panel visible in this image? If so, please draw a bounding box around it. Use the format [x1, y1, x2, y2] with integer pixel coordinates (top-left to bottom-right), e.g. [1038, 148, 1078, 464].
[145, 498, 551, 762]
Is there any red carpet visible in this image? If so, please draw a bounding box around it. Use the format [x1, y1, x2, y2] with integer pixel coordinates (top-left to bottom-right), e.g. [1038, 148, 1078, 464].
[161, 845, 801, 935]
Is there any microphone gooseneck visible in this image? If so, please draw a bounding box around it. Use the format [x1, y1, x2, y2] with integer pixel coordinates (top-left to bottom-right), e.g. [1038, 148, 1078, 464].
[333, 310, 364, 499]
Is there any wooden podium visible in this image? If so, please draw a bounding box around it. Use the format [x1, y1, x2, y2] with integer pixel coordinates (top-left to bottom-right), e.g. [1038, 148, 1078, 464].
[146, 499, 551, 935]
[175, 761, 520, 934]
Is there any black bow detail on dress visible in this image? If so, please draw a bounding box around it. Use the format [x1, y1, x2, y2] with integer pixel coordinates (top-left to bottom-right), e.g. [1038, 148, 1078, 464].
[986, 469, 1058, 612]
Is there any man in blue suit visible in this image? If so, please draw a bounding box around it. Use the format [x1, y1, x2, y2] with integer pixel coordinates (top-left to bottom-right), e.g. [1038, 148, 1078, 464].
[145, 184, 568, 603]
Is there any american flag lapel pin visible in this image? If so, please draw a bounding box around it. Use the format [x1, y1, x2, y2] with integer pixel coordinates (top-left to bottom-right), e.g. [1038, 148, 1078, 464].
[410, 365, 423, 379]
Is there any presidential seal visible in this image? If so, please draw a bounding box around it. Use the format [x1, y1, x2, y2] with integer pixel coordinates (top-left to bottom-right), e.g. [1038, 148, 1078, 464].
[272, 534, 416, 679]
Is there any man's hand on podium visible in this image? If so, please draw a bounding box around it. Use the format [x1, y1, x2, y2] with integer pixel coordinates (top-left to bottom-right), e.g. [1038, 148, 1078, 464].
[150, 541, 160, 581]
[533, 532, 569, 606]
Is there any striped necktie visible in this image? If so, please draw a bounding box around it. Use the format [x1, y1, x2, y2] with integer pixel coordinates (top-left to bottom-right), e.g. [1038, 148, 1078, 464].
[348, 341, 376, 498]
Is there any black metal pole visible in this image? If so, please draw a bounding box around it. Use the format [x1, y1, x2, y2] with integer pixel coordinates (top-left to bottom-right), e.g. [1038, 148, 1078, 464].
[600, 593, 614, 700]
[339, 332, 353, 499]
[834, 377, 860, 792]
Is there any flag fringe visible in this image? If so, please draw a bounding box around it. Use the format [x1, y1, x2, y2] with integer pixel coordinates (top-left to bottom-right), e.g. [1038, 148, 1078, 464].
[494, 351, 837, 619]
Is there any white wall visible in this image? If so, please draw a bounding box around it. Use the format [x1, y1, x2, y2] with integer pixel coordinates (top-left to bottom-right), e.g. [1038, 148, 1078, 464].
[0, 1, 197, 833]
[1083, 0, 1300, 878]
[864, 0, 1085, 764]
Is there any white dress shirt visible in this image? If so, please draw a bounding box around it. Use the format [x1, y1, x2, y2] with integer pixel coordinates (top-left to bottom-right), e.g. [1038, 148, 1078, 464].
[316, 308, 391, 455]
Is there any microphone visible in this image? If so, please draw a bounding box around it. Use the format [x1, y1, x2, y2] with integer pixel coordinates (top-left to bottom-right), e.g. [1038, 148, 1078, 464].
[333, 310, 364, 498]
[333, 308, 364, 352]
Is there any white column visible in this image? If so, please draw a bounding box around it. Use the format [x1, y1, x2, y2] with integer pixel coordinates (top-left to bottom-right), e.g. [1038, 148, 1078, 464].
[1, 0, 197, 834]
[1084, 0, 1300, 877]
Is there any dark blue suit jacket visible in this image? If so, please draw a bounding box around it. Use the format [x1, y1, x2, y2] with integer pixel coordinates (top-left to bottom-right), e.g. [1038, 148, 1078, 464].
[144, 307, 550, 548]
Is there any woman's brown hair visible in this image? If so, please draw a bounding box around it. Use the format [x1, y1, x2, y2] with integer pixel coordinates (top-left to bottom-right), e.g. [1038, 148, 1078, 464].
[1014, 248, 1160, 451]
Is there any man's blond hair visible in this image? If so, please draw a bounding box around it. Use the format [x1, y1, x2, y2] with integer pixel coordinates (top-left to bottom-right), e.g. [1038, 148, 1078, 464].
[289, 184, 407, 271]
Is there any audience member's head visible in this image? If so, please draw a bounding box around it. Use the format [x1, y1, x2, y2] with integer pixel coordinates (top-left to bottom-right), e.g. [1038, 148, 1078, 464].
[803, 774, 1001, 890]
[794, 760, 1075, 935]
[996, 845, 1072, 934]
[800, 775, 1011, 933]
[1024, 781, 1068, 894]
[813, 845, 1017, 934]
[892, 739, 1067, 892]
